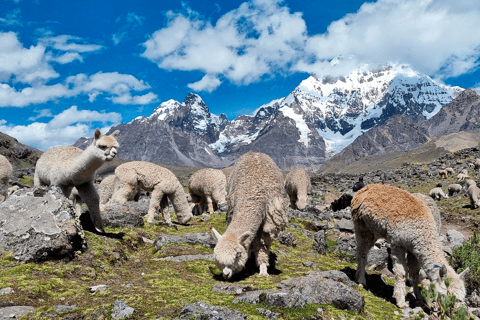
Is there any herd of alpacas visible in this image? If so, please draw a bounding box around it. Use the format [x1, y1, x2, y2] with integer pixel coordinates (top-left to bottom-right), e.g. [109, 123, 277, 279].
[0, 128, 475, 311]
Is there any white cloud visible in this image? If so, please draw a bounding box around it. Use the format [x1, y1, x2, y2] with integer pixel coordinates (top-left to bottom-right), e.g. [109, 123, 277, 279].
[49, 52, 83, 64]
[112, 32, 127, 45]
[40, 35, 104, 53]
[0, 71, 158, 107]
[0, 106, 122, 150]
[28, 109, 54, 121]
[141, 0, 307, 90]
[0, 9, 22, 26]
[141, 0, 480, 90]
[295, 0, 480, 80]
[187, 74, 222, 92]
[126, 12, 145, 26]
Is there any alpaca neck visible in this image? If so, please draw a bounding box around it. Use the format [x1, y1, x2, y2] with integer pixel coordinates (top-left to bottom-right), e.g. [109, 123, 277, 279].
[69, 145, 104, 183]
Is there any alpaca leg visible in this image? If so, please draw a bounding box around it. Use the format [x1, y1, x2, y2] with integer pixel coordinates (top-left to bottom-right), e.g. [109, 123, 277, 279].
[289, 195, 297, 210]
[254, 233, 273, 277]
[391, 246, 409, 308]
[160, 195, 171, 224]
[206, 196, 214, 214]
[354, 221, 375, 286]
[407, 251, 423, 301]
[76, 182, 104, 233]
[145, 188, 164, 223]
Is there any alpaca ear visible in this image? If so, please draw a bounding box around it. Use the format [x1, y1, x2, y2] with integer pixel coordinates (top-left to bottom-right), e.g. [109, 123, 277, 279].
[209, 226, 222, 240]
[111, 130, 120, 139]
[94, 128, 102, 140]
[440, 264, 448, 279]
[459, 267, 470, 280]
[238, 231, 252, 249]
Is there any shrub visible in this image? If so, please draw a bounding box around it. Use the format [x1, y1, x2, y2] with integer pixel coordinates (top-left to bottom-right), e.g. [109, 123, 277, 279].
[451, 231, 480, 293]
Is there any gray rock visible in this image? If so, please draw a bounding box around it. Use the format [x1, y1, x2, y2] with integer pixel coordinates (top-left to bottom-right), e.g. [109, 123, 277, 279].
[0, 186, 85, 263]
[212, 283, 247, 295]
[334, 235, 357, 256]
[111, 300, 134, 320]
[101, 201, 147, 227]
[173, 302, 248, 320]
[278, 232, 297, 247]
[154, 233, 217, 249]
[335, 218, 355, 233]
[89, 284, 109, 294]
[275, 273, 364, 312]
[233, 271, 364, 312]
[287, 206, 332, 221]
[468, 292, 480, 308]
[0, 306, 35, 319]
[256, 307, 280, 320]
[0, 288, 14, 296]
[233, 290, 275, 305]
[53, 305, 78, 313]
[446, 229, 466, 249]
[153, 254, 213, 262]
[333, 208, 352, 220]
[471, 308, 480, 318]
[265, 291, 306, 308]
[312, 230, 327, 254]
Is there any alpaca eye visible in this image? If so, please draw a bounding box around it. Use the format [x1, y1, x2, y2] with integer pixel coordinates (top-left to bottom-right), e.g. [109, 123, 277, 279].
[98, 145, 107, 150]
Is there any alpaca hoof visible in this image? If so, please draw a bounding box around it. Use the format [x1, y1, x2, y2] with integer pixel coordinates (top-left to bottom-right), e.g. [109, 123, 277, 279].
[94, 226, 106, 234]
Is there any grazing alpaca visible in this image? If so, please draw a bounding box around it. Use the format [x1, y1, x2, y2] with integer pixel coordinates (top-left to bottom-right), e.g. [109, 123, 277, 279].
[439, 170, 448, 179]
[351, 184, 468, 308]
[188, 168, 227, 215]
[34, 129, 119, 232]
[110, 161, 193, 225]
[284, 169, 311, 210]
[0, 155, 13, 202]
[211, 152, 288, 278]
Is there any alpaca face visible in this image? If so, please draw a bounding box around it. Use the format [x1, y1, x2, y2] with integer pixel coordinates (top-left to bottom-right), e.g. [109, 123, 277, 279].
[213, 233, 250, 279]
[93, 130, 119, 162]
[296, 195, 308, 210]
[176, 204, 193, 224]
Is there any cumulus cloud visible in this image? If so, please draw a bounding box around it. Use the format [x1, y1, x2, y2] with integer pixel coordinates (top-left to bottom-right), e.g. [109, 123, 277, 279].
[187, 74, 222, 92]
[0, 32, 158, 107]
[296, 0, 480, 80]
[141, 0, 307, 89]
[0, 71, 158, 107]
[141, 0, 480, 90]
[0, 106, 122, 150]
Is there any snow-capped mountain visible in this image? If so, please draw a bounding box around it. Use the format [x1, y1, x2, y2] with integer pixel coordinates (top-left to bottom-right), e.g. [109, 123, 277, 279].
[74, 64, 462, 169]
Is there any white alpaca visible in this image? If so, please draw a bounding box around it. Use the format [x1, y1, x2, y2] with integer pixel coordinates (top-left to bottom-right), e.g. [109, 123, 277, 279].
[211, 152, 288, 278]
[462, 179, 480, 209]
[352, 184, 468, 308]
[34, 129, 119, 232]
[285, 169, 311, 210]
[188, 168, 227, 215]
[110, 161, 193, 225]
[0, 155, 13, 202]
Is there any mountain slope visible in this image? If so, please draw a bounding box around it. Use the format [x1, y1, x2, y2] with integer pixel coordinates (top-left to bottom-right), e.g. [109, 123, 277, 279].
[74, 65, 460, 169]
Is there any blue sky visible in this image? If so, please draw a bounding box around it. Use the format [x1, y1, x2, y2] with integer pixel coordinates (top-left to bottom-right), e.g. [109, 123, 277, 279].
[1, 0, 480, 150]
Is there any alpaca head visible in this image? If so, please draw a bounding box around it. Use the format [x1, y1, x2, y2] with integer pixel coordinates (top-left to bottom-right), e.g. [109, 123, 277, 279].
[432, 264, 469, 303]
[211, 228, 252, 279]
[175, 203, 194, 224]
[296, 194, 308, 210]
[92, 129, 119, 162]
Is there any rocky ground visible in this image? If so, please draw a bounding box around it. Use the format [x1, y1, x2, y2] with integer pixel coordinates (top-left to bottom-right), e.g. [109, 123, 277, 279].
[1, 147, 480, 319]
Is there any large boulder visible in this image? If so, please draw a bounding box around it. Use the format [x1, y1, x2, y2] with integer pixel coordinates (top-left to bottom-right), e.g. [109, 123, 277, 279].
[0, 186, 85, 262]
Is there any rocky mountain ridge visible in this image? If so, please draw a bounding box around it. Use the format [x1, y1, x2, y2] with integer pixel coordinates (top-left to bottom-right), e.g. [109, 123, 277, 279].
[324, 89, 480, 172]
[74, 64, 462, 169]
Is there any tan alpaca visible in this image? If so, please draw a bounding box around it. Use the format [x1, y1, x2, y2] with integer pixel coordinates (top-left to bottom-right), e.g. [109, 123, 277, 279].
[352, 184, 468, 308]
[188, 168, 227, 215]
[97, 174, 140, 211]
[439, 169, 448, 179]
[0, 155, 13, 202]
[34, 129, 119, 232]
[285, 169, 311, 210]
[211, 152, 288, 278]
[110, 161, 193, 225]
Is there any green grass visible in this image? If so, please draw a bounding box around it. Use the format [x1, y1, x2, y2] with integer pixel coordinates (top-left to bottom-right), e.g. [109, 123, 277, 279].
[0, 211, 403, 319]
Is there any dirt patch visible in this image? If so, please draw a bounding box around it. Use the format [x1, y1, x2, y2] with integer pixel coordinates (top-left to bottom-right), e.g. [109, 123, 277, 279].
[442, 213, 480, 239]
